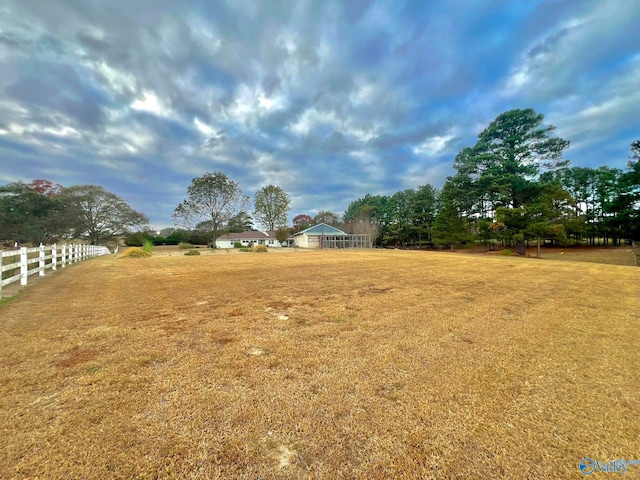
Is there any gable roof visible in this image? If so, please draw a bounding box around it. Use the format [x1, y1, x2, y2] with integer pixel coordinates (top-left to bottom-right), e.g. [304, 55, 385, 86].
[216, 230, 276, 240]
[294, 223, 346, 236]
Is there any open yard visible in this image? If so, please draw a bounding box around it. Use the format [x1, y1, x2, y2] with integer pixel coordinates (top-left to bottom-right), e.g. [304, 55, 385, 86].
[1, 249, 638, 478]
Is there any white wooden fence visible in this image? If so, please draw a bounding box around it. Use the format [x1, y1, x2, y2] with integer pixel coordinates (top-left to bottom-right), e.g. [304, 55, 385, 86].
[0, 244, 111, 299]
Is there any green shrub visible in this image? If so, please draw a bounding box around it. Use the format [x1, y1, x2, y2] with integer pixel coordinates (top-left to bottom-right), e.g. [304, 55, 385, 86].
[184, 249, 200, 256]
[239, 247, 250, 252]
[178, 242, 193, 249]
[251, 244, 268, 253]
[152, 237, 179, 246]
[124, 232, 146, 246]
[501, 249, 513, 256]
[166, 229, 191, 243]
[124, 247, 152, 258]
[142, 239, 154, 253]
[234, 241, 242, 248]
[187, 231, 210, 246]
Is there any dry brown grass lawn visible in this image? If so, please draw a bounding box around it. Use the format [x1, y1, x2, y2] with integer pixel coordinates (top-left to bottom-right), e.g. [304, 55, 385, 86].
[1, 250, 638, 479]
[537, 246, 637, 266]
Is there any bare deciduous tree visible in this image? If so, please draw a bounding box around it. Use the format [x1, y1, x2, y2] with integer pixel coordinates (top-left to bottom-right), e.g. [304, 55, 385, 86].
[173, 172, 249, 246]
[253, 185, 290, 231]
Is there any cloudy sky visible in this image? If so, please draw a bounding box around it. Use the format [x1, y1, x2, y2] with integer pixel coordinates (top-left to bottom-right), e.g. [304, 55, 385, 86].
[1, 0, 638, 228]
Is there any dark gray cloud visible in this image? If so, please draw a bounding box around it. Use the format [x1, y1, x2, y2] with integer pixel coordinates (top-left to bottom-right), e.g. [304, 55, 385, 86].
[5, 62, 107, 129]
[0, 0, 638, 227]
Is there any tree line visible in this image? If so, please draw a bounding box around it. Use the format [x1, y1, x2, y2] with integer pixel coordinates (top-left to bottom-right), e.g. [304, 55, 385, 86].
[0, 181, 148, 246]
[342, 109, 639, 252]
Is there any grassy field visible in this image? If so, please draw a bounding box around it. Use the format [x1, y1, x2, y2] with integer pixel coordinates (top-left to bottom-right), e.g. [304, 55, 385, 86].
[1, 249, 638, 479]
[537, 247, 638, 266]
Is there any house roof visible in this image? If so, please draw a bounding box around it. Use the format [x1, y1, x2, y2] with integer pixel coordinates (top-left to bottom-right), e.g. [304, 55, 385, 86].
[216, 230, 276, 240]
[294, 223, 346, 236]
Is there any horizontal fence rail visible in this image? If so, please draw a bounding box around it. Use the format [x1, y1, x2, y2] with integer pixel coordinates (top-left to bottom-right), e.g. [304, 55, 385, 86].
[0, 244, 110, 299]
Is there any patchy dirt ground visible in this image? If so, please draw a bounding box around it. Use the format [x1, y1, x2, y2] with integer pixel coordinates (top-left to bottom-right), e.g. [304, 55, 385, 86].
[1, 249, 638, 478]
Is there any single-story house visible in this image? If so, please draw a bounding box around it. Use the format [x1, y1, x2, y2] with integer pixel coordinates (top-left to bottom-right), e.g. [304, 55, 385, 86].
[215, 230, 283, 248]
[293, 223, 346, 248]
[294, 223, 373, 249]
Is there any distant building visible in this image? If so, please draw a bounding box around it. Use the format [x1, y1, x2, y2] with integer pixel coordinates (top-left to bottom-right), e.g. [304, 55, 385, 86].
[293, 223, 371, 249]
[215, 231, 284, 248]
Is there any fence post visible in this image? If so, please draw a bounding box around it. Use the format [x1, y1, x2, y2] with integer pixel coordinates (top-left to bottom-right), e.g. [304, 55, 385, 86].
[20, 247, 28, 286]
[39, 244, 45, 277]
[52, 244, 57, 271]
[0, 253, 3, 298]
[62, 244, 67, 268]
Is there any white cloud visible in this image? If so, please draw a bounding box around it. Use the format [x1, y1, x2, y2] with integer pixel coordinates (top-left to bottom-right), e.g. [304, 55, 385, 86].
[130, 90, 170, 117]
[92, 61, 136, 96]
[289, 107, 340, 136]
[224, 84, 285, 127]
[5, 123, 24, 135]
[277, 32, 298, 56]
[92, 122, 155, 156]
[413, 134, 455, 157]
[0, 119, 81, 144]
[288, 105, 378, 142]
[351, 81, 376, 106]
[257, 95, 279, 110]
[193, 117, 215, 136]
